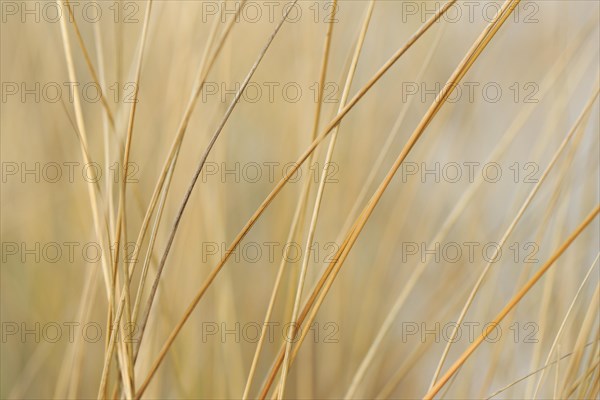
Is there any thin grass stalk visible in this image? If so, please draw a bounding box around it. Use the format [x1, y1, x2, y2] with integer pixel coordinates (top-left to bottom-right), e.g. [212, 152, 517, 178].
[261, 2, 520, 398]
[485, 341, 598, 399]
[277, 1, 373, 398]
[241, 1, 338, 396]
[428, 86, 600, 391]
[423, 204, 600, 400]
[134, 4, 300, 397]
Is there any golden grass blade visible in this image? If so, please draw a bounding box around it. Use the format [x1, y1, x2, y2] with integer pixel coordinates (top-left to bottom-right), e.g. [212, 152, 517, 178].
[560, 283, 600, 396]
[113, 5, 248, 354]
[277, 1, 373, 398]
[423, 204, 600, 400]
[344, 23, 596, 398]
[130, 3, 227, 357]
[97, 2, 153, 397]
[428, 85, 600, 391]
[5, 1, 599, 399]
[137, 3, 458, 398]
[96, 4, 246, 394]
[530, 234, 600, 397]
[485, 341, 598, 399]
[134, 3, 301, 396]
[260, 2, 521, 398]
[55, 10, 117, 386]
[64, 0, 115, 129]
[242, 1, 338, 396]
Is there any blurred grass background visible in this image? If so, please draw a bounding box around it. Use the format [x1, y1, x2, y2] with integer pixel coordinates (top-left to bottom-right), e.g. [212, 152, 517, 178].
[1, 0, 599, 398]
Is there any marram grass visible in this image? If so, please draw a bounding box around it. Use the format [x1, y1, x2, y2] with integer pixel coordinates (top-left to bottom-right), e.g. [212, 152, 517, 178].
[1, 0, 599, 399]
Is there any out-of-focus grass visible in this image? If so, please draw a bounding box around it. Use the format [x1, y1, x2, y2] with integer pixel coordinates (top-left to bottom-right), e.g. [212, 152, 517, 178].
[1, 1, 599, 399]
